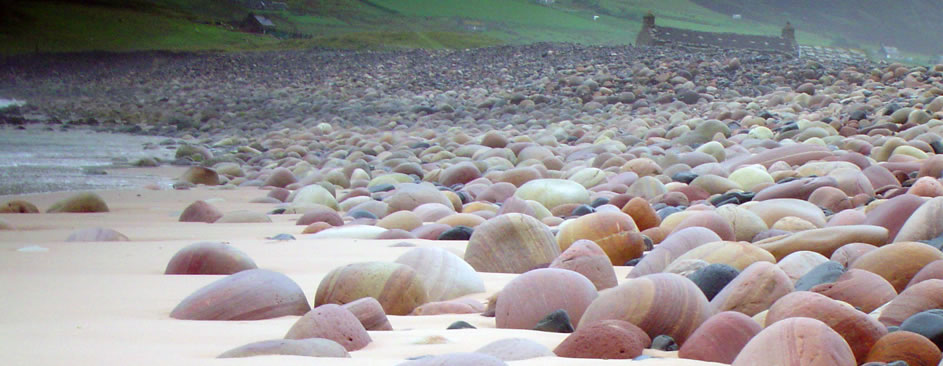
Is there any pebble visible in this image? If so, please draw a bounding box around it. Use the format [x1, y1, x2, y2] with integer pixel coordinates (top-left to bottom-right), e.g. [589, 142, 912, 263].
[794, 260, 846, 291]
[651, 335, 679, 351]
[436, 225, 474, 240]
[686, 263, 739, 301]
[900, 309, 943, 350]
[532, 309, 574, 333]
[447, 321, 476, 330]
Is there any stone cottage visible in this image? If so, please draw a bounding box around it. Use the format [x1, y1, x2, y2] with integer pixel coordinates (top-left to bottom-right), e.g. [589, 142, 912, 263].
[635, 12, 799, 57]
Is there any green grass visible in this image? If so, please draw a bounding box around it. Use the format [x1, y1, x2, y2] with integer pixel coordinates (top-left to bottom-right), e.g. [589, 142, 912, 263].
[0, 0, 935, 63]
[304, 31, 504, 50]
[0, 2, 278, 54]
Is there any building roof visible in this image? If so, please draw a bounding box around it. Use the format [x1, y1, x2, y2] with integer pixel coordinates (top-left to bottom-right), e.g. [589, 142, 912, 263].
[647, 25, 796, 55]
[253, 15, 275, 27]
[881, 46, 900, 54]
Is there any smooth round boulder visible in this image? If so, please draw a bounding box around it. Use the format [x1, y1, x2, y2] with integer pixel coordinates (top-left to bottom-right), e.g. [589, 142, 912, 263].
[743, 198, 826, 228]
[46, 192, 109, 213]
[394, 247, 485, 302]
[165, 242, 257, 275]
[880, 279, 943, 327]
[296, 206, 344, 227]
[667, 241, 775, 272]
[476, 338, 554, 361]
[465, 213, 560, 274]
[863, 194, 926, 240]
[387, 183, 452, 213]
[865, 331, 942, 366]
[714, 205, 768, 242]
[180, 166, 220, 186]
[710, 261, 794, 316]
[578, 273, 712, 345]
[178, 200, 223, 223]
[908, 260, 943, 288]
[830, 243, 878, 267]
[620, 197, 660, 231]
[776, 251, 830, 285]
[314, 262, 428, 316]
[850, 241, 943, 292]
[549, 239, 618, 290]
[0, 199, 39, 213]
[214, 210, 271, 223]
[440, 162, 481, 187]
[754, 225, 888, 261]
[731, 317, 856, 366]
[341, 297, 392, 331]
[292, 184, 339, 210]
[218, 338, 349, 359]
[170, 269, 311, 320]
[627, 227, 721, 278]
[766, 291, 887, 363]
[495, 268, 597, 329]
[514, 179, 590, 212]
[679, 311, 762, 364]
[553, 319, 648, 359]
[263, 167, 297, 188]
[669, 210, 736, 241]
[284, 304, 372, 351]
[556, 211, 642, 265]
[810, 269, 897, 313]
[896, 196, 943, 242]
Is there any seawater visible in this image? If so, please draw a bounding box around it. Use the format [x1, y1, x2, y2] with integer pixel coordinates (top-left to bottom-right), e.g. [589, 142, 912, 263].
[0, 128, 176, 195]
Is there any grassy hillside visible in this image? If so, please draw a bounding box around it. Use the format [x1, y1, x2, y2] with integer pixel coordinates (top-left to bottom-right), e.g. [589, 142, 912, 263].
[691, 0, 943, 56]
[0, 0, 938, 62]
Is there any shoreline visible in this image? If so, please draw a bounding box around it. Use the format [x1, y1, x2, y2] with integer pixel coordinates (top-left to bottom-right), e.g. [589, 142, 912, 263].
[2, 43, 943, 365]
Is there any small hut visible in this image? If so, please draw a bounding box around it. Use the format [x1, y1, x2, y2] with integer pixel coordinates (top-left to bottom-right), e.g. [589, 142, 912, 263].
[242, 13, 275, 34]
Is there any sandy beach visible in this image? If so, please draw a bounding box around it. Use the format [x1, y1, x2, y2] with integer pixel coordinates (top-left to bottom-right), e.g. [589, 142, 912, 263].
[1, 184, 721, 366]
[3, 43, 943, 366]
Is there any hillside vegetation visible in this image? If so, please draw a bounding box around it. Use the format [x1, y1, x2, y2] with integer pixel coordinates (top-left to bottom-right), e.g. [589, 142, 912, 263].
[0, 0, 939, 62]
[692, 0, 943, 56]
